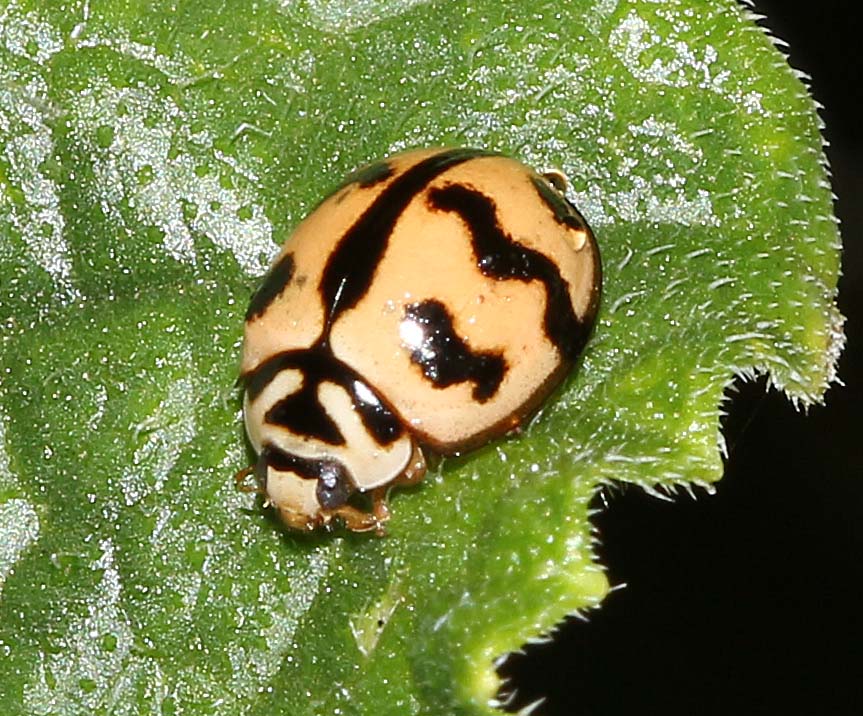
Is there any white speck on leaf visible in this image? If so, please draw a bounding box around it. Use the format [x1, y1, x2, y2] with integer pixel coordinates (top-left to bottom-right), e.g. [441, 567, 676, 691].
[23, 539, 154, 716]
[121, 350, 198, 508]
[0, 76, 77, 299]
[71, 80, 277, 276]
[0, 412, 15, 492]
[585, 0, 620, 36]
[296, 0, 428, 33]
[0, 6, 64, 64]
[0, 499, 40, 596]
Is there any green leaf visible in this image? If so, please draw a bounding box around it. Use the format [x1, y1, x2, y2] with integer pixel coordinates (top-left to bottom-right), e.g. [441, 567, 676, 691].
[0, 1, 842, 714]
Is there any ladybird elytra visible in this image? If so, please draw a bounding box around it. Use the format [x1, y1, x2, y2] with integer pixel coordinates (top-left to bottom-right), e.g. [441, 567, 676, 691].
[239, 147, 601, 533]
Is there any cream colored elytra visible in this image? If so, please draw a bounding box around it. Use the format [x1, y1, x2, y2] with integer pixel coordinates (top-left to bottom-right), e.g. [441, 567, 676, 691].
[239, 148, 601, 533]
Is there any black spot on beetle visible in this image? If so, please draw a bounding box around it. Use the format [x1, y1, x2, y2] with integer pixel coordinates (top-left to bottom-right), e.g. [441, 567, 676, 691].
[262, 445, 355, 508]
[530, 174, 588, 231]
[242, 352, 286, 400]
[428, 183, 593, 361]
[319, 148, 496, 321]
[245, 253, 296, 322]
[244, 347, 405, 447]
[403, 299, 506, 402]
[266, 383, 346, 446]
[355, 160, 396, 188]
[346, 378, 404, 443]
[337, 159, 395, 193]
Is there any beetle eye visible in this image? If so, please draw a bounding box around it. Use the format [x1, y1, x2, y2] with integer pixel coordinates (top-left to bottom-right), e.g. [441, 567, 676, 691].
[315, 460, 352, 509]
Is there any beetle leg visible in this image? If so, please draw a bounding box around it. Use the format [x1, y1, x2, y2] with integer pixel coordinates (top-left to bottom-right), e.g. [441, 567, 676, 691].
[370, 486, 391, 527]
[234, 466, 264, 494]
[396, 443, 427, 487]
[328, 501, 388, 535]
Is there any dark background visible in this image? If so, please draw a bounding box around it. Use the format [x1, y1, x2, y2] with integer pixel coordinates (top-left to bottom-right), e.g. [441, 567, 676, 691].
[502, 2, 862, 714]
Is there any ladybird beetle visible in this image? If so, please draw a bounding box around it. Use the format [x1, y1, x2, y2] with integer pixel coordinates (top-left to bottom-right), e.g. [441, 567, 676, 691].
[238, 148, 601, 533]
